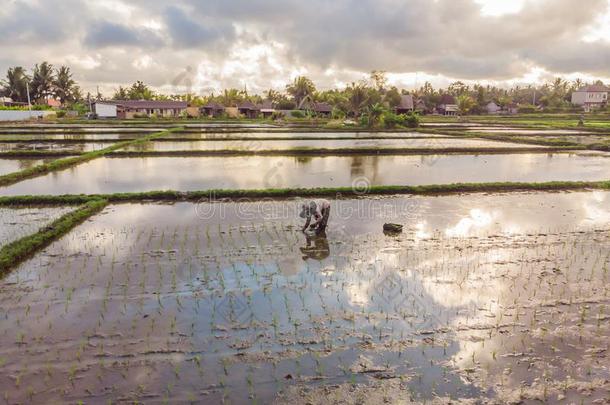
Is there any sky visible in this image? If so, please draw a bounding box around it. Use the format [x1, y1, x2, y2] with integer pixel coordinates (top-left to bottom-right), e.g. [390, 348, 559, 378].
[1, 0, 609, 96]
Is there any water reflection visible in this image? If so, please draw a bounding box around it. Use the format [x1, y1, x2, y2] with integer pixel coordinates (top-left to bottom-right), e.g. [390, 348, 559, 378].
[2, 153, 608, 195]
[300, 232, 330, 261]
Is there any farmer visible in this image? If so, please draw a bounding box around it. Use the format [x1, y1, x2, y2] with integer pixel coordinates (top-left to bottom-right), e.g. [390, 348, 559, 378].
[299, 199, 331, 235]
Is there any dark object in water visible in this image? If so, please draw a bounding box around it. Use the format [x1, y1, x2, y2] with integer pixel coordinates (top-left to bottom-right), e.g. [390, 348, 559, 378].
[383, 223, 403, 234]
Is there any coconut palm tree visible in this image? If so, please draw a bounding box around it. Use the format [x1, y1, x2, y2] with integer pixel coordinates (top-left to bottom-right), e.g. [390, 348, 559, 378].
[347, 83, 369, 117]
[1, 66, 30, 102]
[286, 76, 316, 107]
[30, 62, 55, 102]
[53, 66, 77, 103]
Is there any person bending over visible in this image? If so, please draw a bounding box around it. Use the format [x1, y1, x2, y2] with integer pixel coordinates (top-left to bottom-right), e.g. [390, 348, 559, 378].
[299, 199, 331, 234]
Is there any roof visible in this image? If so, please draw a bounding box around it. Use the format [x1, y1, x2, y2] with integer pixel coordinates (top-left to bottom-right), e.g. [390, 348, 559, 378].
[439, 94, 456, 105]
[576, 84, 610, 93]
[396, 95, 414, 110]
[312, 102, 332, 113]
[237, 101, 259, 110]
[259, 100, 275, 110]
[112, 100, 188, 109]
[201, 102, 225, 110]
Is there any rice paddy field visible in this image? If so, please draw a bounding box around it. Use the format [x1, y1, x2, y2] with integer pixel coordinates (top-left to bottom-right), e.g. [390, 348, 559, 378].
[0, 119, 608, 404]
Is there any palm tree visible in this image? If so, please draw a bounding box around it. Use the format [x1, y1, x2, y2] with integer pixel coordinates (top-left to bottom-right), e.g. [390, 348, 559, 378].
[30, 62, 55, 102]
[53, 66, 76, 103]
[457, 95, 476, 115]
[286, 76, 316, 107]
[366, 103, 385, 128]
[1, 66, 30, 102]
[347, 83, 369, 117]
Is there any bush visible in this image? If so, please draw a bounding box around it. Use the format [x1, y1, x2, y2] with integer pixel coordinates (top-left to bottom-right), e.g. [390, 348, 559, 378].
[291, 110, 305, 119]
[404, 112, 420, 128]
[381, 112, 402, 129]
[270, 111, 284, 120]
[518, 104, 537, 114]
[56, 110, 66, 118]
[325, 119, 344, 129]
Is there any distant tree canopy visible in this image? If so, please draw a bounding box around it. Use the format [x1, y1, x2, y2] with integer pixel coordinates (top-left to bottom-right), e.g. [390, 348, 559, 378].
[0, 62, 81, 104]
[2, 64, 606, 115]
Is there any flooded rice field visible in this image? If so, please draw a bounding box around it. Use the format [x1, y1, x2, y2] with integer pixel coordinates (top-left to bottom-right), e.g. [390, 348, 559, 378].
[164, 131, 448, 140]
[0, 142, 108, 153]
[466, 128, 595, 135]
[0, 206, 74, 247]
[0, 158, 60, 176]
[0, 133, 148, 141]
[0, 191, 608, 403]
[120, 138, 545, 152]
[1, 152, 608, 195]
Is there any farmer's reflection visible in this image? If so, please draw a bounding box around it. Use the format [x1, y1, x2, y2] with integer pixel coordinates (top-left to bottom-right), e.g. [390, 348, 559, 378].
[300, 231, 330, 261]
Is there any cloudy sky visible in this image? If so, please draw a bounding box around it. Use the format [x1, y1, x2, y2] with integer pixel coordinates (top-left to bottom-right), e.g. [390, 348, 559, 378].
[1, 0, 609, 96]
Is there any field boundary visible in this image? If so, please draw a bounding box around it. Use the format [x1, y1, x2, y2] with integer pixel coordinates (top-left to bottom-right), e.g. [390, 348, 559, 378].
[0, 180, 608, 206]
[0, 199, 107, 274]
[0, 127, 184, 187]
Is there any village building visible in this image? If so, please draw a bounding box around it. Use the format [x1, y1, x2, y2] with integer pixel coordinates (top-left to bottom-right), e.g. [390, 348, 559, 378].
[571, 85, 609, 112]
[259, 100, 276, 118]
[394, 95, 414, 114]
[485, 101, 502, 114]
[236, 101, 260, 118]
[201, 102, 225, 118]
[437, 94, 458, 116]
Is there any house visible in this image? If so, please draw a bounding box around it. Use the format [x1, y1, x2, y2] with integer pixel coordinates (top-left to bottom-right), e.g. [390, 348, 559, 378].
[437, 94, 458, 116]
[300, 101, 332, 117]
[45, 98, 62, 108]
[505, 103, 519, 115]
[114, 100, 188, 119]
[259, 100, 276, 118]
[394, 95, 414, 114]
[571, 84, 609, 112]
[0, 97, 26, 107]
[236, 101, 260, 118]
[485, 101, 501, 114]
[93, 102, 118, 118]
[414, 98, 427, 113]
[186, 105, 201, 118]
[201, 102, 225, 118]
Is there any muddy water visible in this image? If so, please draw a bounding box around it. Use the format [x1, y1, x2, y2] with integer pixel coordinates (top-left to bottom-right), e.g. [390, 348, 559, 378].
[0, 206, 74, 246]
[0, 158, 59, 176]
[0, 127, 162, 134]
[0, 191, 608, 403]
[0, 142, 107, 153]
[1, 152, 608, 195]
[120, 138, 546, 152]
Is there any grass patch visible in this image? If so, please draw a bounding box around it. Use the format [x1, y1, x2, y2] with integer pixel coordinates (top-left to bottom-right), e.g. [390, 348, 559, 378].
[0, 180, 608, 206]
[0, 199, 107, 274]
[0, 127, 183, 187]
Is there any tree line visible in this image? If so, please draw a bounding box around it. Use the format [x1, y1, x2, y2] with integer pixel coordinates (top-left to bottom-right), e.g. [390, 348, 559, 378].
[2, 63, 606, 115]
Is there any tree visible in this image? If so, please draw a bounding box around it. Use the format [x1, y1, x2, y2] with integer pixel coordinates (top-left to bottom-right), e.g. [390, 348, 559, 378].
[384, 87, 402, 108]
[30, 62, 55, 101]
[1, 66, 30, 102]
[347, 82, 369, 116]
[457, 95, 476, 115]
[53, 66, 77, 103]
[370, 70, 387, 92]
[366, 102, 385, 128]
[286, 76, 316, 107]
[127, 81, 155, 100]
[113, 86, 129, 100]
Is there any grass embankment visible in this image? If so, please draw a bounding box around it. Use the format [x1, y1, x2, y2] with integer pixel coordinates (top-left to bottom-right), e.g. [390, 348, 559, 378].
[0, 127, 183, 187]
[107, 146, 570, 157]
[0, 180, 608, 207]
[0, 199, 107, 274]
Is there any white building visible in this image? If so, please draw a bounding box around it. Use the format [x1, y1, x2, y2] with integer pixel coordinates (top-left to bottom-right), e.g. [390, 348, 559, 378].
[93, 102, 118, 118]
[571, 85, 609, 112]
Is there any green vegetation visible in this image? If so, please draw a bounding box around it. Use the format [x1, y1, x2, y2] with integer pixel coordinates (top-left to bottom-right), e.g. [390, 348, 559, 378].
[0, 199, 107, 273]
[0, 127, 183, 187]
[1, 180, 608, 207]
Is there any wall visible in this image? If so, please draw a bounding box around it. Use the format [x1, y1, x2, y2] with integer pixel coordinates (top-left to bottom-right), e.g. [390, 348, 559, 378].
[0, 110, 56, 121]
[94, 103, 117, 118]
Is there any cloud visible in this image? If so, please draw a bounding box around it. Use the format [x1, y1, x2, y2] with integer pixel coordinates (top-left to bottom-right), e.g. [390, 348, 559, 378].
[0, 0, 608, 94]
[84, 21, 165, 48]
[164, 5, 235, 48]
